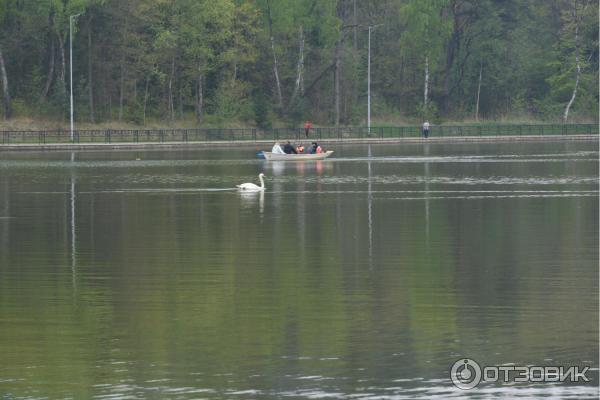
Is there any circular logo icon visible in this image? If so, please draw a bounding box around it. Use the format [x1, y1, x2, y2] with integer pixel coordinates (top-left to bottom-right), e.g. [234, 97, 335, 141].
[450, 358, 482, 390]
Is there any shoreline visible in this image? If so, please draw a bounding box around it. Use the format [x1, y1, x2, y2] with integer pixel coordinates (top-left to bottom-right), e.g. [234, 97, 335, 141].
[0, 134, 596, 152]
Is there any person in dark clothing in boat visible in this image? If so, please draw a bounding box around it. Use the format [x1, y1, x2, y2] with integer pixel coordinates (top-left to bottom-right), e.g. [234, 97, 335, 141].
[309, 142, 323, 154]
[283, 141, 297, 154]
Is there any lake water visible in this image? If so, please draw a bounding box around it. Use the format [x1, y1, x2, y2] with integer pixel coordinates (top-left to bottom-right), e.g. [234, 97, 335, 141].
[0, 141, 598, 399]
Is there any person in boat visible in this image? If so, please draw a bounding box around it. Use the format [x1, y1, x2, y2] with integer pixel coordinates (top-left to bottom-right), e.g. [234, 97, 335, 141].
[296, 144, 305, 153]
[283, 141, 298, 154]
[309, 142, 323, 154]
[272, 142, 285, 154]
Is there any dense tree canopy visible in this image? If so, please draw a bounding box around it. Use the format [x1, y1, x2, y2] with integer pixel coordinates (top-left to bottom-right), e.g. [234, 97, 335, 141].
[0, 0, 597, 126]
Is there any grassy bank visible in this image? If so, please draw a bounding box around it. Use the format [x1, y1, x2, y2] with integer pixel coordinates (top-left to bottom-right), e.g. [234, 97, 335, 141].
[1, 114, 597, 132]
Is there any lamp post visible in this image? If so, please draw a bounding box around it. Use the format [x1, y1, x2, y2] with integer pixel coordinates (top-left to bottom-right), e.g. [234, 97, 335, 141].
[70, 13, 82, 142]
[367, 24, 382, 136]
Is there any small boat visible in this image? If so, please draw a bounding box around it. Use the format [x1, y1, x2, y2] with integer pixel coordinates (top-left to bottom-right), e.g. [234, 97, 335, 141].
[256, 151, 265, 159]
[262, 151, 334, 161]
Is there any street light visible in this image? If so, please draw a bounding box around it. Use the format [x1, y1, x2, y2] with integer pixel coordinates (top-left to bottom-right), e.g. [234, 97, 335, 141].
[70, 13, 83, 142]
[367, 24, 383, 136]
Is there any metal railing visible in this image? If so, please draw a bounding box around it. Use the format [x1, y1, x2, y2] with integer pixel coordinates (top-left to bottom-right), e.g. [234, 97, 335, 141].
[1, 124, 597, 144]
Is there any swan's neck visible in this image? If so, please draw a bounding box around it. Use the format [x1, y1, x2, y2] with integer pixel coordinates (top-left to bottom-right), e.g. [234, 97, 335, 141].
[259, 175, 265, 188]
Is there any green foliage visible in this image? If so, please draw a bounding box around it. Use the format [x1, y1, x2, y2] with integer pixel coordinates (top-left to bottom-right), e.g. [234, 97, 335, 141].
[0, 0, 597, 126]
[253, 91, 272, 129]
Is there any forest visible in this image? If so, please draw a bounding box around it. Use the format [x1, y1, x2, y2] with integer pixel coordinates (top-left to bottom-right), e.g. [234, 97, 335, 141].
[0, 0, 597, 129]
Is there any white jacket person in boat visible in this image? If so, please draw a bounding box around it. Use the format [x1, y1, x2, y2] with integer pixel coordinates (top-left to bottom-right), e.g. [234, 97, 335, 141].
[272, 142, 285, 154]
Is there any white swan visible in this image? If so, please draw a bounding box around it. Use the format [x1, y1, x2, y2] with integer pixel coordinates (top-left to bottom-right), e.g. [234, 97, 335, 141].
[237, 173, 266, 191]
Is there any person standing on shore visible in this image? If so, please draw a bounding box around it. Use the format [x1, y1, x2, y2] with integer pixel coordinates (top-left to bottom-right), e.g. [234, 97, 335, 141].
[304, 120, 312, 138]
[422, 121, 430, 138]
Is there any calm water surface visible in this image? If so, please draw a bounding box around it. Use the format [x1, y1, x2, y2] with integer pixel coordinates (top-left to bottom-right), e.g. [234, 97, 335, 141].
[0, 141, 598, 399]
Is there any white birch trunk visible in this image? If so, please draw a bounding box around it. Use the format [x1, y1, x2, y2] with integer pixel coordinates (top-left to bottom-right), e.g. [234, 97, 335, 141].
[334, 40, 341, 126]
[168, 56, 175, 122]
[88, 16, 95, 123]
[266, 0, 283, 108]
[270, 36, 283, 108]
[119, 16, 129, 122]
[43, 35, 55, 98]
[289, 25, 305, 107]
[563, 4, 582, 123]
[475, 61, 482, 122]
[58, 34, 66, 91]
[0, 44, 11, 119]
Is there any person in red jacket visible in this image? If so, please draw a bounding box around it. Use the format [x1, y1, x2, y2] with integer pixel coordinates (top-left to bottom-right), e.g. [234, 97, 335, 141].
[304, 120, 312, 138]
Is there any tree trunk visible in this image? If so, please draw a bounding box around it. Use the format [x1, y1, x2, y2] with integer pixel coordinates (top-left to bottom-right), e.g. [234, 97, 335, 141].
[168, 56, 175, 122]
[88, 15, 95, 123]
[196, 67, 203, 121]
[266, 0, 283, 109]
[57, 34, 66, 91]
[353, 0, 357, 50]
[288, 25, 305, 108]
[0, 45, 11, 119]
[178, 79, 183, 118]
[423, 56, 429, 111]
[334, 40, 341, 126]
[563, 2, 582, 123]
[119, 62, 125, 121]
[143, 75, 149, 125]
[475, 61, 482, 122]
[119, 15, 129, 122]
[443, 1, 460, 112]
[43, 35, 55, 98]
